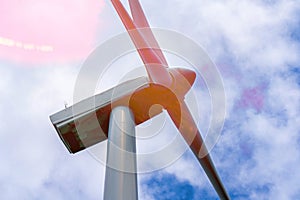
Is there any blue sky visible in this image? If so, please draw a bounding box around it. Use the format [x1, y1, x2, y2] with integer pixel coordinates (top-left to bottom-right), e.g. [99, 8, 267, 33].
[1, 0, 300, 199]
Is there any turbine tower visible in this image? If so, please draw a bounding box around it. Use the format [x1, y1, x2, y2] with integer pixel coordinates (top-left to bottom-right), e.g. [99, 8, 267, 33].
[50, 0, 230, 199]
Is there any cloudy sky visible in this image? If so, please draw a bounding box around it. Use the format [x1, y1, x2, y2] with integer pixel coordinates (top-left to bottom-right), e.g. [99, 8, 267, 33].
[1, 0, 300, 199]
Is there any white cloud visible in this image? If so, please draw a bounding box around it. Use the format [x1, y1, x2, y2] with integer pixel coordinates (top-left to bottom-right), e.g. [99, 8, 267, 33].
[144, 0, 300, 72]
[210, 73, 300, 199]
[0, 63, 106, 199]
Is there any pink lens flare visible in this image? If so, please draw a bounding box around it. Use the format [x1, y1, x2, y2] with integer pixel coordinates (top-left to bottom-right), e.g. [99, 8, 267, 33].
[0, 0, 105, 63]
[239, 85, 266, 112]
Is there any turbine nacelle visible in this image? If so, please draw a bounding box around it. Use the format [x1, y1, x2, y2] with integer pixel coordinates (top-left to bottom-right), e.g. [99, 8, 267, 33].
[49, 67, 195, 153]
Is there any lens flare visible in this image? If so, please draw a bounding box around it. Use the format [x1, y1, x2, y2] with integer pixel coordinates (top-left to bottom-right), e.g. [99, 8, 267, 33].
[0, 0, 105, 63]
[0, 36, 53, 52]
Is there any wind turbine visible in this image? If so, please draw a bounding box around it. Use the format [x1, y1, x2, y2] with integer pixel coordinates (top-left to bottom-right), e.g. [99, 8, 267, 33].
[50, 0, 230, 199]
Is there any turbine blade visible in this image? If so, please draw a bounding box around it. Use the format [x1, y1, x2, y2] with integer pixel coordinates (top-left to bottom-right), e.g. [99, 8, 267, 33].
[111, 0, 172, 86]
[167, 102, 230, 200]
[128, 0, 168, 66]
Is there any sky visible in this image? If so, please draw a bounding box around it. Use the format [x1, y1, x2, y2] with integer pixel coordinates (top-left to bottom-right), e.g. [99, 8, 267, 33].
[1, 0, 300, 199]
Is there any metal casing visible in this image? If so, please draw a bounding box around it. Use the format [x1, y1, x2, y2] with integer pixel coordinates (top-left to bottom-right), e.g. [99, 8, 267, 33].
[50, 76, 149, 153]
